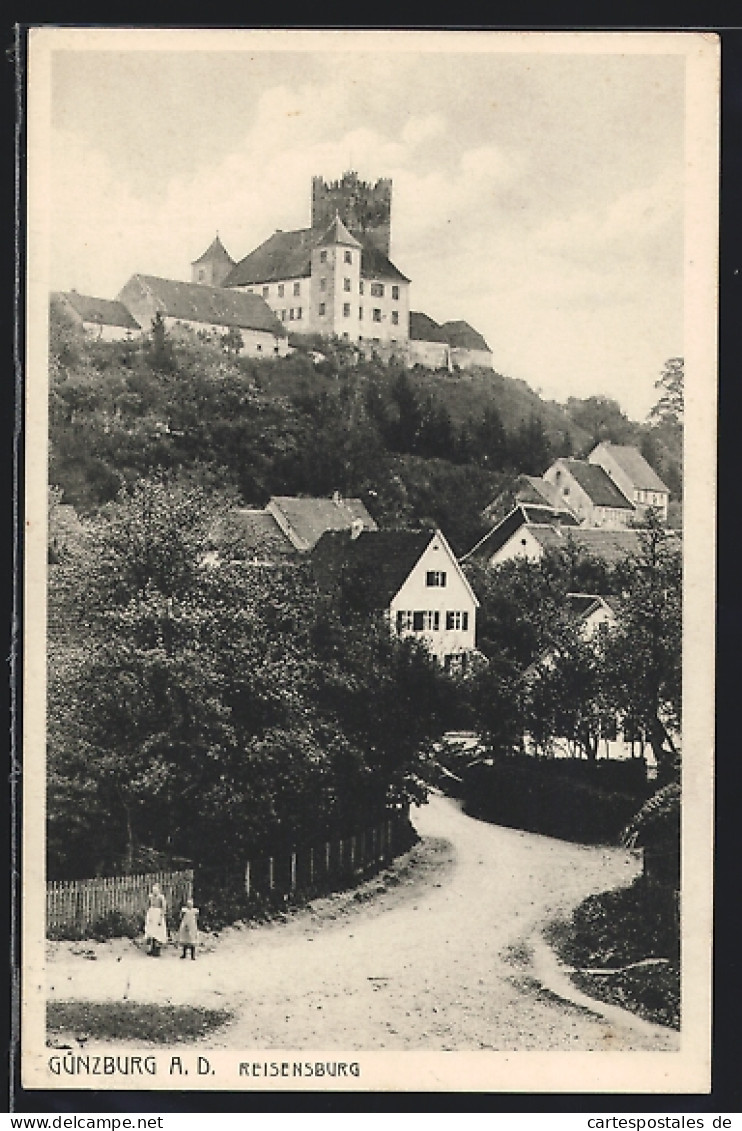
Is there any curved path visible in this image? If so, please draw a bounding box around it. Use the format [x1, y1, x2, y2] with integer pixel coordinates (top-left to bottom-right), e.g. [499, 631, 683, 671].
[47, 795, 678, 1051]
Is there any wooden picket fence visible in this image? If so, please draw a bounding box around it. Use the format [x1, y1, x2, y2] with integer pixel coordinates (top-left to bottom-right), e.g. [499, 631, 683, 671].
[238, 808, 413, 905]
[46, 869, 193, 938]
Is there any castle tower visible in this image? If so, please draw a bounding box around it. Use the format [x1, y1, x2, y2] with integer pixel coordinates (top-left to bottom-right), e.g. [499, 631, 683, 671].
[309, 213, 363, 341]
[191, 234, 236, 287]
[311, 171, 392, 256]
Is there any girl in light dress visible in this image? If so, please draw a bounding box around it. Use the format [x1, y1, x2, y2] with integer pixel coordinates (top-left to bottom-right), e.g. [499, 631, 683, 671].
[144, 884, 168, 956]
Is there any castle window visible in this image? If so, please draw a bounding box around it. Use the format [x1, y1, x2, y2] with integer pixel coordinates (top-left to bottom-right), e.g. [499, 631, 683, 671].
[344, 277, 351, 292]
[320, 250, 327, 263]
[359, 306, 363, 320]
[391, 310, 399, 325]
[359, 281, 364, 295]
[342, 332, 349, 340]
[392, 285, 400, 300]
[343, 303, 351, 317]
[289, 309, 294, 320]
[344, 250, 352, 264]
[278, 284, 285, 298]
[373, 308, 382, 322]
[320, 277, 327, 292]
[262, 286, 269, 298]
[370, 282, 384, 298]
[197, 269, 206, 282]
[318, 303, 326, 316]
[296, 307, 302, 320]
[280, 310, 287, 321]
[293, 282, 300, 296]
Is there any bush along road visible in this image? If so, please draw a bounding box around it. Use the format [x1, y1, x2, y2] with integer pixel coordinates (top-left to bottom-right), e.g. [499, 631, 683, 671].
[46, 795, 679, 1052]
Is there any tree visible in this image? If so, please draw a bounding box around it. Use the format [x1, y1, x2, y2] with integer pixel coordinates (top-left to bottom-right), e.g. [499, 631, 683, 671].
[604, 512, 682, 775]
[564, 395, 635, 449]
[524, 627, 610, 761]
[649, 357, 684, 429]
[47, 475, 447, 878]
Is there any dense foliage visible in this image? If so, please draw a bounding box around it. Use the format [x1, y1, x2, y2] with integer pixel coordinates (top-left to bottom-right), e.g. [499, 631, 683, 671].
[48, 315, 683, 882]
[48, 306, 594, 554]
[47, 477, 458, 879]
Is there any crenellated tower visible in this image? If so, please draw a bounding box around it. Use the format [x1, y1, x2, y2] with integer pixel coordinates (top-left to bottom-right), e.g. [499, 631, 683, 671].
[311, 171, 392, 256]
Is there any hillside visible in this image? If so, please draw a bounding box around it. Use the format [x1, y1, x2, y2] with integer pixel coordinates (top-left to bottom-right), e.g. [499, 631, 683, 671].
[253, 349, 590, 453]
[48, 314, 674, 555]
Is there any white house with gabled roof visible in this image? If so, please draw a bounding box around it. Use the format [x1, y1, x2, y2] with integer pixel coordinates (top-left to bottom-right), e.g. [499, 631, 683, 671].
[311, 526, 479, 670]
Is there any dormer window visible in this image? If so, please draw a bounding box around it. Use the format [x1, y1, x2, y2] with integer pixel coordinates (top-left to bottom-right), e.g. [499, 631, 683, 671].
[344, 250, 352, 264]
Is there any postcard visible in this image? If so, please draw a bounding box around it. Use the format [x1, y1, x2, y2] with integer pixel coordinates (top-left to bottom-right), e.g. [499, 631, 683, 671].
[21, 27, 718, 1096]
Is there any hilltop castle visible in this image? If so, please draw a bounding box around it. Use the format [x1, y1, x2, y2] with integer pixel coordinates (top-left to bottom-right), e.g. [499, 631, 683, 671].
[58, 172, 494, 369]
[191, 172, 494, 369]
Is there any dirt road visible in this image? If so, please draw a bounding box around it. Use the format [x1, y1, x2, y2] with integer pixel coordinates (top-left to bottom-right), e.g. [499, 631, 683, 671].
[47, 795, 678, 1051]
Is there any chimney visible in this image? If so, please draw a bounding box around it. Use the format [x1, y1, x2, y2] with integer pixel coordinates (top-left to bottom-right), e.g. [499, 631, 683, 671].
[350, 518, 364, 540]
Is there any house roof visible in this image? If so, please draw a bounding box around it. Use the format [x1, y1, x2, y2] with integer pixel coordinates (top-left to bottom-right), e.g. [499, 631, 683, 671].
[53, 291, 139, 330]
[535, 526, 642, 564]
[311, 528, 436, 605]
[592, 443, 670, 494]
[519, 476, 566, 510]
[440, 320, 491, 353]
[191, 234, 235, 268]
[564, 592, 622, 622]
[409, 312, 448, 343]
[316, 214, 363, 248]
[558, 460, 634, 509]
[268, 494, 378, 552]
[462, 505, 577, 562]
[215, 509, 298, 561]
[119, 275, 287, 336]
[223, 226, 409, 287]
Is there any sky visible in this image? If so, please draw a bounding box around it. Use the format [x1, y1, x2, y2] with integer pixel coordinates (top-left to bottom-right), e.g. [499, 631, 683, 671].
[38, 30, 695, 420]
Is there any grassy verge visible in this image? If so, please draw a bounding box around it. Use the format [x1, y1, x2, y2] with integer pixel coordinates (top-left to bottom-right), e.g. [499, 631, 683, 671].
[547, 875, 680, 1030]
[47, 1001, 232, 1045]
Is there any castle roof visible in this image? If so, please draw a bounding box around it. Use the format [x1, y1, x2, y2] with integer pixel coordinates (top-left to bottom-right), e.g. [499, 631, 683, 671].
[53, 291, 139, 330]
[557, 460, 634, 509]
[316, 214, 363, 248]
[440, 320, 491, 353]
[223, 227, 409, 287]
[117, 275, 287, 336]
[191, 234, 235, 268]
[409, 312, 448, 342]
[591, 443, 670, 494]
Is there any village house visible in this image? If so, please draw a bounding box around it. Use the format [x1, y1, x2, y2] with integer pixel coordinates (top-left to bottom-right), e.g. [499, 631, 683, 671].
[115, 274, 289, 358]
[208, 493, 378, 564]
[541, 458, 636, 528]
[462, 506, 642, 568]
[311, 527, 479, 671]
[51, 291, 140, 341]
[462, 504, 579, 566]
[587, 441, 670, 523]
